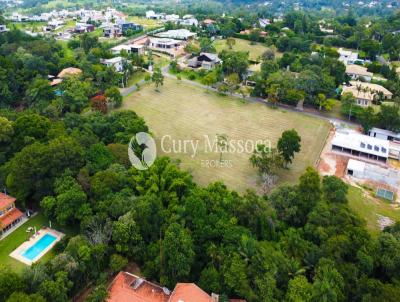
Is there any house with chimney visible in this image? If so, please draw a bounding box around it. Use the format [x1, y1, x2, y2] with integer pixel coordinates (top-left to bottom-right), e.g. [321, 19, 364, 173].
[0, 193, 24, 236]
[107, 271, 246, 302]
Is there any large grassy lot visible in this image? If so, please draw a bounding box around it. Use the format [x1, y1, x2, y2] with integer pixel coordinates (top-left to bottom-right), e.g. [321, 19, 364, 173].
[348, 186, 400, 236]
[123, 78, 330, 192]
[213, 38, 281, 61]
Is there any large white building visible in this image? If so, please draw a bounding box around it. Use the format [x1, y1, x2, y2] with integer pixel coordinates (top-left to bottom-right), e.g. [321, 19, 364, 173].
[338, 48, 359, 65]
[101, 57, 126, 72]
[156, 29, 196, 40]
[331, 130, 390, 162]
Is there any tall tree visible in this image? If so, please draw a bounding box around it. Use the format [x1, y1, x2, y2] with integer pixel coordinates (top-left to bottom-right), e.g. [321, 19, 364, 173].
[277, 129, 301, 167]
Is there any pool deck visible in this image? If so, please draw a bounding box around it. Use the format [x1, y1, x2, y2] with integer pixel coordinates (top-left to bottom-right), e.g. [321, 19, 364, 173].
[9, 228, 64, 266]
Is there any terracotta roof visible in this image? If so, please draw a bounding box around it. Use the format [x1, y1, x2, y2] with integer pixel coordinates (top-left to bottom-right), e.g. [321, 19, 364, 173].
[0, 193, 16, 209]
[345, 64, 373, 77]
[50, 78, 63, 86]
[57, 67, 82, 79]
[168, 283, 212, 302]
[108, 272, 170, 302]
[202, 19, 216, 24]
[0, 208, 23, 229]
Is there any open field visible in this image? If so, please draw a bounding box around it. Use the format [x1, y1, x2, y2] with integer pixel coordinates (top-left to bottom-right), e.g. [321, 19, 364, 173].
[127, 16, 163, 30]
[213, 38, 281, 61]
[122, 78, 330, 192]
[348, 186, 400, 236]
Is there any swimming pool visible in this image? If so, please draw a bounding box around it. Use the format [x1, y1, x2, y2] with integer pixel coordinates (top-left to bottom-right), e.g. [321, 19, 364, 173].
[21, 233, 57, 261]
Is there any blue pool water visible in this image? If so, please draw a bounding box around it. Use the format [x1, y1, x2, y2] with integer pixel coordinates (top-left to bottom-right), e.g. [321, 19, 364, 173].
[22, 233, 57, 261]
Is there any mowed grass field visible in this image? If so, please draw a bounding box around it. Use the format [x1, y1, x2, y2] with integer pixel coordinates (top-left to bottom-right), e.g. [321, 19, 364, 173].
[213, 38, 282, 61]
[123, 78, 330, 192]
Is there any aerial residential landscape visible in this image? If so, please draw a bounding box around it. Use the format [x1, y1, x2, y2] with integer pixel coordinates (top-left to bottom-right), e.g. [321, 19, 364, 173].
[0, 0, 400, 301]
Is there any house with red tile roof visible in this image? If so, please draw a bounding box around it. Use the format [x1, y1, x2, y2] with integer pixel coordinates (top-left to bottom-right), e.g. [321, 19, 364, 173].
[108, 272, 243, 302]
[0, 193, 24, 235]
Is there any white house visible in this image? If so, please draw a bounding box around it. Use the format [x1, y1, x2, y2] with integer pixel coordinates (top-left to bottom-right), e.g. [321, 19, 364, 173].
[179, 18, 199, 27]
[331, 130, 390, 162]
[165, 14, 180, 22]
[149, 38, 183, 49]
[101, 57, 126, 72]
[369, 128, 400, 142]
[146, 10, 163, 19]
[188, 53, 221, 70]
[345, 64, 373, 82]
[111, 44, 144, 55]
[259, 18, 271, 27]
[0, 25, 9, 33]
[156, 29, 196, 40]
[338, 48, 359, 65]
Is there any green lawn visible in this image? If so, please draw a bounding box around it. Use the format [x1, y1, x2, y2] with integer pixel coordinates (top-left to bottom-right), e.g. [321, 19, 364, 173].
[0, 213, 74, 273]
[213, 38, 281, 61]
[348, 186, 400, 236]
[122, 78, 330, 192]
[127, 16, 163, 30]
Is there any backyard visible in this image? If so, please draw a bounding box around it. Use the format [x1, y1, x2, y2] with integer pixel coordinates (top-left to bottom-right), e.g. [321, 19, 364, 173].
[0, 213, 73, 272]
[213, 38, 282, 61]
[122, 78, 330, 192]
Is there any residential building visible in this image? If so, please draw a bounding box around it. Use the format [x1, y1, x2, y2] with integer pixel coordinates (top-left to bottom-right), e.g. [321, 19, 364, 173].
[259, 18, 271, 27]
[116, 20, 143, 33]
[179, 18, 199, 27]
[369, 127, 400, 142]
[331, 130, 390, 162]
[0, 193, 24, 235]
[101, 57, 126, 72]
[146, 10, 164, 20]
[111, 44, 144, 55]
[342, 81, 393, 106]
[368, 127, 400, 160]
[107, 271, 238, 302]
[75, 22, 95, 33]
[0, 25, 9, 33]
[338, 48, 359, 65]
[188, 53, 221, 70]
[102, 24, 122, 38]
[165, 14, 180, 22]
[156, 29, 196, 40]
[149, 38, 183, 49]
[345, 64, 373, 82]
[47, 19, 65, 30]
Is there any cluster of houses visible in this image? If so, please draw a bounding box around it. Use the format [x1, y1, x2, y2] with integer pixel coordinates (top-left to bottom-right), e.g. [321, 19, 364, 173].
[7, 8, 143, 40]
[107, 271, 245, 302]
[336, 48, 395, 107]
[145, 10, 199, 27]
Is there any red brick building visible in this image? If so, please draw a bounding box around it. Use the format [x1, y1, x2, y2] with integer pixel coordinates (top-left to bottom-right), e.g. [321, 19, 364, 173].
[0, 193, 24, 235]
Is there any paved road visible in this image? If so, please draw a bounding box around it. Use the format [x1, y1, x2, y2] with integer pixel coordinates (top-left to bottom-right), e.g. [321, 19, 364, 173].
[121, 64, 358, 128]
